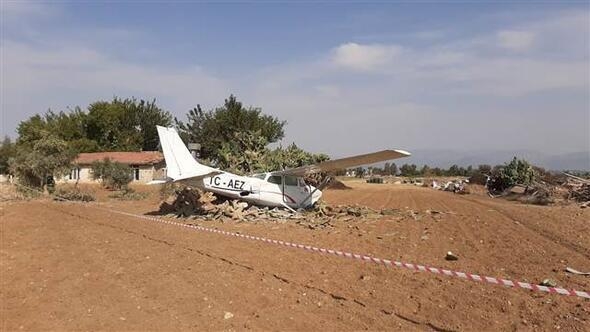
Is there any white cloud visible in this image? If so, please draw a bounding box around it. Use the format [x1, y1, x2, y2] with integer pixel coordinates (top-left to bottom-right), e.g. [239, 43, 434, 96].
[1, 1, 53, 16]
[246, 10, 589, 154]
[1, 40, 230, 135]
[1, 6, 588, 157]
[331, 43, 403, 71]
[497, 30, 535, 51]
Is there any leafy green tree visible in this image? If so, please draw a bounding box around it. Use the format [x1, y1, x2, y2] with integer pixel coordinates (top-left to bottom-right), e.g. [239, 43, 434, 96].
[431, 167, 443, 176]
[10, 134, 74, 189]
[383, 162, 391, 175]
[216, 130, 328, 175]
[0, 136, 16, 175]
[477, 164, 492, 174]
[17, 109, 97, 154]
[499, 157, 535, 185]
[91, 158, 133, 190]
[217, 130, 269, 174]
[175, 95, 286, 162]
[447, 164, 460, 176]
[266, 143, 328, 172]
[354, 167, 366, 178]
[488, 157, 536, 191]
[400, 164, 418, 177]
[16, 98, 171, 154]
[86, 98, 172, 151]
[420, 165, 432, 176]
[390, 162, 398, 176]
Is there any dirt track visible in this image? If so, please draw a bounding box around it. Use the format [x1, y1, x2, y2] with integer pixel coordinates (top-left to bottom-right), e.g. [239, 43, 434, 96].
[2, 182, 589, 331]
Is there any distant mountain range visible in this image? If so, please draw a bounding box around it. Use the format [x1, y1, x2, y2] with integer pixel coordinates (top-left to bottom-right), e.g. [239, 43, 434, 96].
[396, 149, 589, 171]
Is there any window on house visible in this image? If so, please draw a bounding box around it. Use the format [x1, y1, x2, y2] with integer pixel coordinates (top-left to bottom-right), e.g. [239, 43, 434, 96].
[133, 167, 140, 181]
[69, 168, 80, 180]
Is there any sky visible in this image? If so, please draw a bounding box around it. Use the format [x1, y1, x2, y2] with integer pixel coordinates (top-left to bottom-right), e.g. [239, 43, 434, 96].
[1, 1, 589, 161]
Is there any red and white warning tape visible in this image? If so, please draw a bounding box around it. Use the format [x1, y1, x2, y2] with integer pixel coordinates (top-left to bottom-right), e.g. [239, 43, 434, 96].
[102, 207, 589, 299]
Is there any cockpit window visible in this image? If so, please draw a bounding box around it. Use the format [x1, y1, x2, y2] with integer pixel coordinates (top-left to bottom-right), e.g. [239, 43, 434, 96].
[284, 175, 298, 186]
[267, 175, 282, 185]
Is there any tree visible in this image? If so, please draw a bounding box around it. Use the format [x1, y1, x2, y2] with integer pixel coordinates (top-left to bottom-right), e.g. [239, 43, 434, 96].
[17, 109, 98, 154]
[216, 130, 328, 175]
[390, 162, 398, 176]
[431, 167, 443, 176]
[420, 165, 432, 176]
[0, 136, 16, 175]
[86, 97, 172, 151]
[10, 134, 74, 189]
[90, 158, 133, 190]
[383, 162, 391, 175]
[477, 164, 492, 175]
[447, 164, 460, 176]
[400, 164, 418, 177]
[16, 97, 172, 154]
[175, 95, 286, 162]
[354, 167, 366, 178]
[488, 157, 536, 192]
[216, 130, 269, 174]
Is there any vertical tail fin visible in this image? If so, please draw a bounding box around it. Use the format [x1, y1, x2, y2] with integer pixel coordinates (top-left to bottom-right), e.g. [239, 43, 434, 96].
[156, 126, 220, 181]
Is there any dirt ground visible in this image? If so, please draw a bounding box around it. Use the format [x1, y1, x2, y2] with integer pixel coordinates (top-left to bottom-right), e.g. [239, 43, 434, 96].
[1, 181, 589, 331]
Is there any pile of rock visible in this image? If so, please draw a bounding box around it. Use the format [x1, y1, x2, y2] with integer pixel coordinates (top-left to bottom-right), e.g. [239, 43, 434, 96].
[158, 187, 424, 228]
[569, 183, 590, 204]
[486, 173, 590, 206]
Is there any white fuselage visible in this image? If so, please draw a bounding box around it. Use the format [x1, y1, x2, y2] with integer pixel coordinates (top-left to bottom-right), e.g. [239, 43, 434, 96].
[190, 172, 322, 209]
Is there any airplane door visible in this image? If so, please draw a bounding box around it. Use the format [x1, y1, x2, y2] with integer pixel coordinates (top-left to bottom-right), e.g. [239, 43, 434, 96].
[282, 175, 307, 206]
[248, 183, 260, 200]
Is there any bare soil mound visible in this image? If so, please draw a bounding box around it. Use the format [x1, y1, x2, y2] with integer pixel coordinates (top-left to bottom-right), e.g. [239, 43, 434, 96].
[325, 179, 352, 190]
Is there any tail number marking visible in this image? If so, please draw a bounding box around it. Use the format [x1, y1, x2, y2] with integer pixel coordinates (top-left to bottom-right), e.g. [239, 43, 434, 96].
[209, 176, 245, 190]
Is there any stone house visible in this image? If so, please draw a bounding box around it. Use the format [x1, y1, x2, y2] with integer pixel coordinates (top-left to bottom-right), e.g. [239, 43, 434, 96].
[62, 151, 166, 184]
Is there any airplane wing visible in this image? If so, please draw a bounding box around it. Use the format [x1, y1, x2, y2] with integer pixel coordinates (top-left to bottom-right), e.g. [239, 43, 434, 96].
[271, 149, 411, 176]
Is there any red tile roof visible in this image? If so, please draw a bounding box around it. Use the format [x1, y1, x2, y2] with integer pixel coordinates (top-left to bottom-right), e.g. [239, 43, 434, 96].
[75, 151, 164, 166]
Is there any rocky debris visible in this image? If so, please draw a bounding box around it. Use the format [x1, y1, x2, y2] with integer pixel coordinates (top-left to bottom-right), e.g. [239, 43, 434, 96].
[366, 177, 384, 184]
[503, 175, 589, 206]
[158, 187, 440, 227]
[540, 279, 558, 287]
[426, 179, 470, 194]
[158, 187, 217, 217]
[443, 180, 469, 194]
[569, 183, 590, 203]
[445, 251, 459, 261]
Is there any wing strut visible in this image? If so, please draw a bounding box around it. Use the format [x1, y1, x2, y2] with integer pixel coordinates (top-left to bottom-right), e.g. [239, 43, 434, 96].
[301, 176, 331, 208]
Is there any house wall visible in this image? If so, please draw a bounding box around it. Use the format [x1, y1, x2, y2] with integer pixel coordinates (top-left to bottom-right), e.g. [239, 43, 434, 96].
[59, 163, 165, 184]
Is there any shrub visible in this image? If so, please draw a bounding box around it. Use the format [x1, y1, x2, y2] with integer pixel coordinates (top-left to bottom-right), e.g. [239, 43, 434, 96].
[109, 188, 148, 200]
[488, 157, 535, 192]
[91, 158, 133, 190]
[54, 187, 95, 202]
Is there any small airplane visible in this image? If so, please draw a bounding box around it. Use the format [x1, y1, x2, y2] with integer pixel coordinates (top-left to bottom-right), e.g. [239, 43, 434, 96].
[153, 126, 410, 211]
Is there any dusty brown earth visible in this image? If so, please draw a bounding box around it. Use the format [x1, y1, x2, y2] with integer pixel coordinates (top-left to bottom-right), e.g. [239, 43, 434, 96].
[1, 181, 589, 331]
